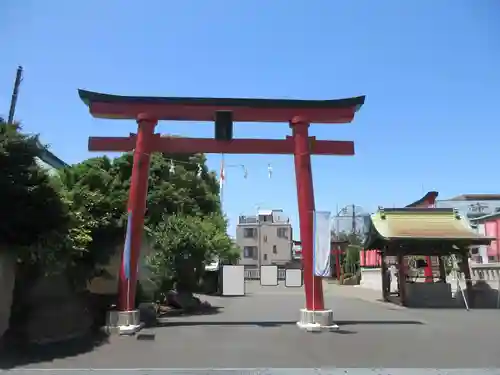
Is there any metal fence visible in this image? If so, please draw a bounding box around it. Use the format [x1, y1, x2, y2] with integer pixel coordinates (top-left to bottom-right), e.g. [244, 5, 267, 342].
[244, 268, 287, 280]
[243, 266, 360, 280]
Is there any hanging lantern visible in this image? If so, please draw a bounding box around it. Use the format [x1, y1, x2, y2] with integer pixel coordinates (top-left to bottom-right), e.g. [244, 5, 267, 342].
[267, 163, 273, 179]
[169, 160, 175, 174]
[197, 163, 203, 178]
[243, 166, 248, 179]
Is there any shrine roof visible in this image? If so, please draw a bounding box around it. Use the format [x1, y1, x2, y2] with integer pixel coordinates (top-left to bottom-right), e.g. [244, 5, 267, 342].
[78, 89, 365, 123]
[35, 139, 68, 169]
[364, 207, 493, 251]
[405, 191, 439, 208]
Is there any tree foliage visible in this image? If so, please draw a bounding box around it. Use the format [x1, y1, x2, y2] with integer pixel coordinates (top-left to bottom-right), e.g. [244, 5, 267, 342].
[334, 230, 364, 271]
[1, 118, 234, 293]
[58, 151, 232, 290]
[2, 117, 237, 334]
[58, 156, 128, 279]
[0, 121, 70, 249]
[146, 152, 220, 220]
[0, 120, 94, 292]
[147, 213, 238, 297]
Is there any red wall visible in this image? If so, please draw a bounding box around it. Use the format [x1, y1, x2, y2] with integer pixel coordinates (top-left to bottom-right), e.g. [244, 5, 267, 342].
[359, 250, 381, 267]
[484, 219, 500, 259]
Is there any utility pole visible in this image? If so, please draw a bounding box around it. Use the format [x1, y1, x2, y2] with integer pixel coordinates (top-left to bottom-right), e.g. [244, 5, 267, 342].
[351, 203, 356, 234]
[7, 66, 23, 124]
[256, 205, 262, 268]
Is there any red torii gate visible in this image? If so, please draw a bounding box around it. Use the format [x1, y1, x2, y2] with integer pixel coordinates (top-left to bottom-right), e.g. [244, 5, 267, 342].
[79, 89, 365, 328]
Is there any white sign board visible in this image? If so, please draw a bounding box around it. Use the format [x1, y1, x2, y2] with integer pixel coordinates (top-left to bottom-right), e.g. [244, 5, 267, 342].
[222, 265, 245, 296]
[260, 265, 278, 286]
[285, 269, 303, 287]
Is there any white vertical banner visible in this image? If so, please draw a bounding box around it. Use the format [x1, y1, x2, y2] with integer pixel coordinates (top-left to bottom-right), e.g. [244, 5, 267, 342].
[219, 155, 225, 210]
[313, 211, 332, 277]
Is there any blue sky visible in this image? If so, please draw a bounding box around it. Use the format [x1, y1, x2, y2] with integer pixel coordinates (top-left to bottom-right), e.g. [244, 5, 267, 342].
[1, 1, 499, 236]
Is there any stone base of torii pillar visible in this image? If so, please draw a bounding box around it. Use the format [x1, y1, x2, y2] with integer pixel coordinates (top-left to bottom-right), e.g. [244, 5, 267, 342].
[297, 308, 339, 332]
[104, 309, 143, 335]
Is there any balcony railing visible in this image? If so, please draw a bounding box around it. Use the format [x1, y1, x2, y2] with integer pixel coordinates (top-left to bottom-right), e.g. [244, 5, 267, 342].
[239, 215, 258, 224]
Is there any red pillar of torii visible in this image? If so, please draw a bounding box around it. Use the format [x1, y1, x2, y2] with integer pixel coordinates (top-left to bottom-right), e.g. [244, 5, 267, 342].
[79, 90, 365, 315]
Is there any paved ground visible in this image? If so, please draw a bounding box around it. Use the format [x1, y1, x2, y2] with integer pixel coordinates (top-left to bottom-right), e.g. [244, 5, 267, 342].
[2, 281, 500, 369]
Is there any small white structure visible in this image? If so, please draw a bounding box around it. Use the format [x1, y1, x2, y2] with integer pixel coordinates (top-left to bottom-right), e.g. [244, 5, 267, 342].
[359, 268, 382, 291]
[222, 265, 245, 296]
[285, 268, 303, 287]
[260, 265, 278, 286]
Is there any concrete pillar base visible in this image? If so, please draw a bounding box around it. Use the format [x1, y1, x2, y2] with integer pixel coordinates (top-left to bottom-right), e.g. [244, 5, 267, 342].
[297, 308, 339, 332]
[104, 309, 143, 335]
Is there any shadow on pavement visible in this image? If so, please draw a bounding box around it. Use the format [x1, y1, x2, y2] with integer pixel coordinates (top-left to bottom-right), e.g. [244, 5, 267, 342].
[337, 320, 424, 325]
[156, 319, 424, 328]
[157, 305, 223, 319]
[157, 319, 296, 328]
[334, 329, 357, 335]
[0, 330, 109, 370]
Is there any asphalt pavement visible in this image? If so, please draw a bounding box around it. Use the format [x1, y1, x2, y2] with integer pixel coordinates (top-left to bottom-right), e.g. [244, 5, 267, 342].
[2, 282, 500, 370]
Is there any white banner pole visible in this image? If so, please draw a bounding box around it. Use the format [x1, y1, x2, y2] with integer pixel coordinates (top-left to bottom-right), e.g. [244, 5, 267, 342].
[312, 210, 315, 316]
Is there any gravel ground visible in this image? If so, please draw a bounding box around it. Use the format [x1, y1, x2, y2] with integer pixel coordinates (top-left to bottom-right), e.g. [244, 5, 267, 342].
[2, 282, 500, 370]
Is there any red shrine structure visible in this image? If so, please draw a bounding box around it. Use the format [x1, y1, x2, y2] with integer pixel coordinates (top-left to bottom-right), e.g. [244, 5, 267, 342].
[406, 191, 440, 282]
[79, 89, 365, 331]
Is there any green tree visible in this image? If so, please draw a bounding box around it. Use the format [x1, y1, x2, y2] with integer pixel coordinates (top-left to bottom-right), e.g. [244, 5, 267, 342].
[333, 230, 363, 273]
[0, 121, 97, 344]
[146, 152, 220, 220]
[58, 151, 229, 289]
[0, 121, 96, 281]
[58, 156, 128, 281]
[0, 121, 70, 250]
[147, 213, 237, 298]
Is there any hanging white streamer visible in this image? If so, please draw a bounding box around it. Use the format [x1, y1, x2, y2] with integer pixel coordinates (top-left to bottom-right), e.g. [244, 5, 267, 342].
[313, 211, 332, 277]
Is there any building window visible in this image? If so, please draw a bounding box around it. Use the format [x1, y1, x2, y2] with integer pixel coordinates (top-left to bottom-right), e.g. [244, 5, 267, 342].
[277, 227, 288, 239]
[244, 228, 256, 238]
[263, 254, 268, 261]
[263, 235, 268, 242]
[273, 245, 277, 254]
[243, 246, 257, 258]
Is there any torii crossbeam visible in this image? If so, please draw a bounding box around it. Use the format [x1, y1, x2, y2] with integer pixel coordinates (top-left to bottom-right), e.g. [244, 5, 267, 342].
[79, 89, 365, 331]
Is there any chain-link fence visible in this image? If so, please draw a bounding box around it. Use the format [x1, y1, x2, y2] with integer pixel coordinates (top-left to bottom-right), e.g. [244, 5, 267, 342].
[331, 204, 370, 239]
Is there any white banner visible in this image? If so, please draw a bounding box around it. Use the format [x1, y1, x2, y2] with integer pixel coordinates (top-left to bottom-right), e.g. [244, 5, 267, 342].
[313, 211, 332, 277]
